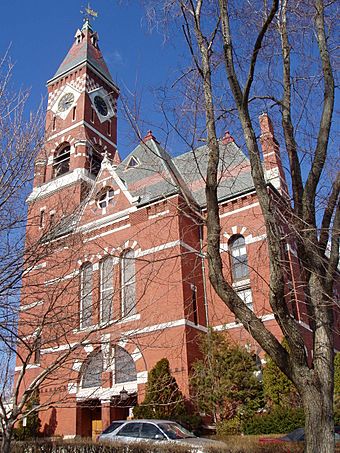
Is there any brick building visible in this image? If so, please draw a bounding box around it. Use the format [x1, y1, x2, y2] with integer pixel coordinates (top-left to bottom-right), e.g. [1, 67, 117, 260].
[15, 19, 340, 439]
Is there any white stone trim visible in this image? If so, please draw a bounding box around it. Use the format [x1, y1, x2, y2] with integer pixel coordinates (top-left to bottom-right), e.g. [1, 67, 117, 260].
[245, 233, 267, 244]
[298, 320, 312, 332]
[213, 313, 275, 332]
[41, 343, 77, 354]
[148, 210, 170, 220]
[220, 202, 260, 218]
[83, 121, 117, 148]
[78, 207, 136, 234]
[27, 168, 94, 202]
[23, 262, 47, 275]
[19, 300, 43, 312]
[75, 381, 137, 400]
[46, 120, 117, 149]
[116, 313, 141, 324]
[137, 240, 199, 259]
[122, 318, 207, 338]
[15, 364, 41, 371]
[44, 270, 78, 286]
[72, 360, 82, 372]
[137, 371, 148, 384]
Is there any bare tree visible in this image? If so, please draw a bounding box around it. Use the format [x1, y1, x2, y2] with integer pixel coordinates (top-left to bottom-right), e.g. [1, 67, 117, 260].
[140, 1, 339, 452]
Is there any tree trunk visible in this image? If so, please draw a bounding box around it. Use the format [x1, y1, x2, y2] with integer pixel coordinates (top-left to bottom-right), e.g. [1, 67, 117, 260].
[301, 382, 334, 453]
[1, 428, 13, 453]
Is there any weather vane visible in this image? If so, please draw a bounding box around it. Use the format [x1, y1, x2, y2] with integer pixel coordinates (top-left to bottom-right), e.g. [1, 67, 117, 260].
[81, 2, 98, 22]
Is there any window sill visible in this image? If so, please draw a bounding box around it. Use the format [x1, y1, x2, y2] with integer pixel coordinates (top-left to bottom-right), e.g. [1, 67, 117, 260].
[232, 278, 250, 289]
[116, 313, 140, 324]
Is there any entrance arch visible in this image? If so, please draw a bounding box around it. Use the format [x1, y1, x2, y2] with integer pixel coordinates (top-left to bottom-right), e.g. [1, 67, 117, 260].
[76, 345, 138, 438]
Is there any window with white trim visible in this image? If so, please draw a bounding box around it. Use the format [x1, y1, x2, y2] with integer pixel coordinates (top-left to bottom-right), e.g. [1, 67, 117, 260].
[229, 235, 249, 281]
[115, 345, 136, 383]
[237, 288, 253, 311]
[100, 257, 114, 323]
[82, 350, 103, 388]
[97, 188, 115, 209]
[121, 249, 136, 317]
[81, 346, 137, 389]
[89, 148, 103, 176]
[80, 263, 93, 328]
[52, 143, 70, 178]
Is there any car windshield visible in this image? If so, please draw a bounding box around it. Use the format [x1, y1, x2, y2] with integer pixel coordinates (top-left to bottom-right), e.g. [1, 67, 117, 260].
[101, 422, 124, 434]
[158, 423, 196, 440]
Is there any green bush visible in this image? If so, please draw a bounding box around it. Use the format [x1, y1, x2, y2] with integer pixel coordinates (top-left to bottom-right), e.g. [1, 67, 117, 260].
[176, 413, 202, 433]
[216, 418, 242, 436]
[243, 407, 305, 435]
[133, 358, 187, 420]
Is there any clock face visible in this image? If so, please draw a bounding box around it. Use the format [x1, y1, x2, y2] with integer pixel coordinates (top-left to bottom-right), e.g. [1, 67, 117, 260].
[58, 93, 75, 112]
[94, 96, 108, 116]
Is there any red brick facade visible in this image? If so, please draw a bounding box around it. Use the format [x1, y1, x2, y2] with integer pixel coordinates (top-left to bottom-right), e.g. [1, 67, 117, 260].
[15, 20, 340, 439]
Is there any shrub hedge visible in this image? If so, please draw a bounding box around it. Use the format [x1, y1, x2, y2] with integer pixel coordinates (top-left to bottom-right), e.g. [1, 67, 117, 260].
[243, 407, 305, 435]
[10, 439, 304, 453]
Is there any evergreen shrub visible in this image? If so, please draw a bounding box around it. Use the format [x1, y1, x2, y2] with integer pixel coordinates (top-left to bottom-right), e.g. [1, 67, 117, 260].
[216, 417, 242, 436]
[243, 407, 305, 435]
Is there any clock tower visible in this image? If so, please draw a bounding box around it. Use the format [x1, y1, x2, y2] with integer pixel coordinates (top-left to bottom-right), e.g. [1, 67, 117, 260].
[29, 19, 120, 224]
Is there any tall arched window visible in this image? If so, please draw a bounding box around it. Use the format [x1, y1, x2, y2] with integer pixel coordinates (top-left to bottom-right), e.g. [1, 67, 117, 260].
[100, 256, 114, 323]
[121, 249, 136, 317]
[53, 143, 70, 177]
[80, 263, 93, 328]
[229, 235, 249, 281]
[82, 350, 103, 388]
[115, 346, 137, 384]
[88, 147, 103, 176]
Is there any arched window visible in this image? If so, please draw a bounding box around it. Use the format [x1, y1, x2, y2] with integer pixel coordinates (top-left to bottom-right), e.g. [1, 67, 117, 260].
[82, 350, 103, 388]
[53, 143, 70, 177]
[100, 256, 114, 323]
[81, 346, 136, 389]
[229, 235, 249, 281]
[121, 249, 136, 317]
[115, 346, 137, 384]
[88, 147, 103, 176]
[80, 263, 93, 328]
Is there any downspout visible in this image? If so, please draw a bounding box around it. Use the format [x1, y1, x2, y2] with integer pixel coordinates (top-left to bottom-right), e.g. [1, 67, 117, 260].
[199, 222, 209, 327]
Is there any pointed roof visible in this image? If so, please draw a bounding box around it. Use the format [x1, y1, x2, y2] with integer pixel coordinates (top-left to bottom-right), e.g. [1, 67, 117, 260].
[48, 19, 115, 87]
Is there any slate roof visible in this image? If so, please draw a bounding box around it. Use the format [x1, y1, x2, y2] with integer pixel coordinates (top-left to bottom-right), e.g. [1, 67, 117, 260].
[115, 139, 254, 208]
[49, 23, 114, 84]
[173, 141, 254, 206]
[43, 138, 254, 242]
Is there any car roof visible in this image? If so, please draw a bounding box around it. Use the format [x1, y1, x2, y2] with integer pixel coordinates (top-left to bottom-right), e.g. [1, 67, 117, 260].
[111, 419, 177, 423]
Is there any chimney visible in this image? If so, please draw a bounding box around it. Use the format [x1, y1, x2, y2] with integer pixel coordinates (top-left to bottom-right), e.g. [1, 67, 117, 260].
[142, 130, 158, 143]
[221, 131, 234, 145]
[259, 113, 288, 195]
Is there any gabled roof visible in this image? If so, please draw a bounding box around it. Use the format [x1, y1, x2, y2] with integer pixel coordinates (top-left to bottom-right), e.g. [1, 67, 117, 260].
[116, 137, 254, 208]
[41, 136, 255, 242]
[48, 20, 114, 86]
[116, 138, 181, 205]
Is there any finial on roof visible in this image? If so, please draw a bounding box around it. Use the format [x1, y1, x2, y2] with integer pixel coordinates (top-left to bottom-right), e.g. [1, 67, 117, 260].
[222, 131, 234, 145]
[143, 130, 158, 143]
[101, 149, 110, 164]
[80, 3, 98, 30]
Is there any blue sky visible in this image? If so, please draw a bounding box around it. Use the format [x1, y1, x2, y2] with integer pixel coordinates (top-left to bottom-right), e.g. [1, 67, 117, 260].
[1, 1, 185, 158]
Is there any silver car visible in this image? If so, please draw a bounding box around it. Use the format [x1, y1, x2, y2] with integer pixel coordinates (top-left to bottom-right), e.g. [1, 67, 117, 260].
[98, 419, 227, 452]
